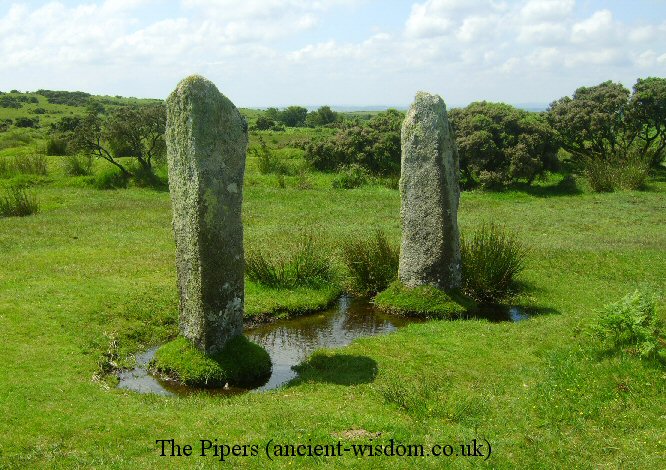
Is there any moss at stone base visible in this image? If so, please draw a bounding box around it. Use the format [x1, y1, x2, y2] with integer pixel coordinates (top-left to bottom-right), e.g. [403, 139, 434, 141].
[151, 335, 271, 388]
[374, 281, 476, 319]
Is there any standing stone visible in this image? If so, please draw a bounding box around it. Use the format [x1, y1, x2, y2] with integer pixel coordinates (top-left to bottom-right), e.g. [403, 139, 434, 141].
[398, 91, 461, 290]
[165, 75, 248, 355]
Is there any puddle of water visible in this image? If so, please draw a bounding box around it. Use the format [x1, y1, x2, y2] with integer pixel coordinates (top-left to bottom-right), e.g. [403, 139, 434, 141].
[247, 295, 418, 391]
[116, 296, 528, 396]
[116, 347, 174, 396]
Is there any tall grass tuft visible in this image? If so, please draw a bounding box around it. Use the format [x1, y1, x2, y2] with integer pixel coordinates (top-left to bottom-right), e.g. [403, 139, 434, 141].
[63, 154, 94, 176]
[583, 149, 650, 192]
[13, 154, 48, 176]
[341, 230, 399, 296]
[0, 186, 40, 217]
[246, 233, 334, 288]
[460, 223, 526, 303]
[0, 154, 48, 178]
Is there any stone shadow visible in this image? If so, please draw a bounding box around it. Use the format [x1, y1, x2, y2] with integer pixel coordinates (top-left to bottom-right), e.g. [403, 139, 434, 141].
[288, 353, 378, 386]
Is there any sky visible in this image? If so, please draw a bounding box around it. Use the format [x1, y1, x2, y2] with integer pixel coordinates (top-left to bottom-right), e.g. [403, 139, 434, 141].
[0, 0, 665, 108]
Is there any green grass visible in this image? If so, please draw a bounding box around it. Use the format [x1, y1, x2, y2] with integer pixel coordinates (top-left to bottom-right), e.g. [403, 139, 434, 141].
[151, 336, 271, 387]
[0, 125, 665, 468]
[374, 281, 475, 318]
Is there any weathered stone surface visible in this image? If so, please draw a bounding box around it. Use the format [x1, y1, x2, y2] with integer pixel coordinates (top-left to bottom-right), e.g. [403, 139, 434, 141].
[165, 75, 248, 355]
[398, 91, 461, 290]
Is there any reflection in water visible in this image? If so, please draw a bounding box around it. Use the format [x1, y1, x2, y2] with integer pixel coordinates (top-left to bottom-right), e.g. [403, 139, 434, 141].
[116, 296, 528, 396]
[117, 347, 174, 396]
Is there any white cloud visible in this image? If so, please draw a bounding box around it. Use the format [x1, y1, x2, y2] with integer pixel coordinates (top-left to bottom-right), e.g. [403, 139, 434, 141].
[571, 9, 617, 44]
[520, 0, 574, 22]
[0, 0, 665, 105]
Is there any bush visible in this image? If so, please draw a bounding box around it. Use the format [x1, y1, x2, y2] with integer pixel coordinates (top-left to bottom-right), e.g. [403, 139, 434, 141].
[341, 230, 399, 296]
[304, 109, 403, 175]
[450, 102, 559, 188]
[251, 136, 288, 175]
[0, 186, 39, 217]
[131, 163, 168, 189]
[63, 154, 94, 176]
[332, 164, 369, 189]
[94, 167, 129, 190]
[246, 233, 334, 289]
[460, 223, 527, 303]
[592, 290, 663, 359]
[14, 117, 39, 128]
[46, 138, 69, 156]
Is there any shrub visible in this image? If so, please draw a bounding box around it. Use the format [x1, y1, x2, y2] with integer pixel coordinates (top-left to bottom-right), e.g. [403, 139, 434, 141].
[94, 167, 129, 190]
[14, 117, 39, 128]
[450, 102, 559, 188]
[63, 154, 94, 176]
[251, 136, 288, 175]
[246, 233, 334, 289]
[0, 186, 39, 217]
[46, 138, 69, 156]
[592, 290, 663, 359]
[341, 230, 399, 296]
[304, 109, 403, 175]
[332, 164, 369, 189]
[460, 223, 527, 303]
[131, 163, 168, 189]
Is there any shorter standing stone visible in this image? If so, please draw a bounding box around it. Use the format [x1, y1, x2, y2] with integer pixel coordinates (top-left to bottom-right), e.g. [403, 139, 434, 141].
[398, 91, 461, 290]
[165, 75, 248, 355]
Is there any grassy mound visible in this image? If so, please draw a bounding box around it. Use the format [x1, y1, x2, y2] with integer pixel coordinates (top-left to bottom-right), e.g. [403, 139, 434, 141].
[151, 335, 271, 388]
[374, 281, 476, 318]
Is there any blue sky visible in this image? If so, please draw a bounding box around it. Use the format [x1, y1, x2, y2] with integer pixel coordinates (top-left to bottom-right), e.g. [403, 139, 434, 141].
[1, 0, 665, 107]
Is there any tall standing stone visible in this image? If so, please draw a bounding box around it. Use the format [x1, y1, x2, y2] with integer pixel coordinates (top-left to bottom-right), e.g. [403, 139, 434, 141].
[398, 91, 461, 290]
[165, 75, 248, 355]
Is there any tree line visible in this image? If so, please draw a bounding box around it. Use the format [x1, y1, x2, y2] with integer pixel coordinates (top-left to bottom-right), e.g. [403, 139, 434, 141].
[45, 76, 665, 191]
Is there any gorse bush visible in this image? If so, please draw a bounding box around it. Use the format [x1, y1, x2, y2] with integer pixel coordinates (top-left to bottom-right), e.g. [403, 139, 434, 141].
[304, 109, 403, 175]
[246, 233, 334, 289]
[460, 223, 527, 303]
[0, 186, 39, 217]
[332, 163, 369, 189]
[592, 290, 663, 359]
[251, 136, 289, 175]
[450, 101, 560, 188]
[63, 154, 94, 176]
[341, 230, 399, 296]
[46, 138, 69, 156]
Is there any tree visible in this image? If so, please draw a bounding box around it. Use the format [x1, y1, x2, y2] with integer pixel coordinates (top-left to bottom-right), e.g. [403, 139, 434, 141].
[67, 104, 166, 177]
[306, 105, 339, 127]
[627, 77, 666, 166]
[278, 106, 308, 127]
[547, 81, 632, 162]
[254, 115, 275, 130]
[449, 102, 559, 187]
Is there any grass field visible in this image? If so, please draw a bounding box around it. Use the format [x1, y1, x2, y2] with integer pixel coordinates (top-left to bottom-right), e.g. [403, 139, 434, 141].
[0, 115, 665, 467]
